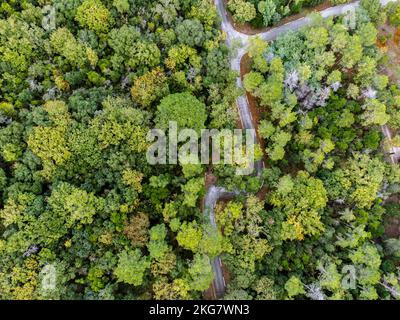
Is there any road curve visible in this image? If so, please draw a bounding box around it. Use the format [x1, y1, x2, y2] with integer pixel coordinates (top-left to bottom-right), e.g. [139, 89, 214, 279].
[206, 0, 398, 299]
[205, 186, 238, 298]
[216, 0, 397, 43]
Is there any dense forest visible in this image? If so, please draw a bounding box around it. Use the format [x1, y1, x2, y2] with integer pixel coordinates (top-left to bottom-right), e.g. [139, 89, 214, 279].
[1, 0, 400, 301]
[0, 0, 240, 299]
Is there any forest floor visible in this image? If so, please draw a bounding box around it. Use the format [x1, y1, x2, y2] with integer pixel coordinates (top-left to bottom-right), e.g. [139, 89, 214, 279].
[205, 170, 218, 190]
[240, 53, 265, 151]
[203, 284, 219, 300]
[384, 194, 400, 238]
[385, 215, 400, 238]
[224, 0, 334, 35]
[203, 261, 230, 300]
[240, 53, 270, 201]
[203, 286, 215, 300]
[378, 24, 400, 84]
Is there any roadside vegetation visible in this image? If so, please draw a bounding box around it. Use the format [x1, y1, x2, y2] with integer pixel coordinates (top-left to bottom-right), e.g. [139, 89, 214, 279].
[227, 0, 352, 28]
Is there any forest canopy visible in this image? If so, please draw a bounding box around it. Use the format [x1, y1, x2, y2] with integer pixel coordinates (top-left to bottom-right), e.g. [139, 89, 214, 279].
[1, 0, 400, 301]
[0, 0, 238, 300]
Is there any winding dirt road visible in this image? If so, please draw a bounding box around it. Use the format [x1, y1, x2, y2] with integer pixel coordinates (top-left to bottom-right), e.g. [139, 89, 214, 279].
[206, 0, 398, 299]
